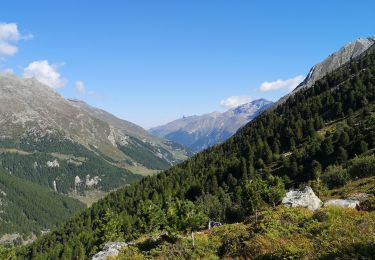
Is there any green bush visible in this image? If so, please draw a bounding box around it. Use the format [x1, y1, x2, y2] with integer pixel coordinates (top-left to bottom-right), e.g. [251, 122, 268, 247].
[349, 155, 375, 178]
[322, 165, 349, 188]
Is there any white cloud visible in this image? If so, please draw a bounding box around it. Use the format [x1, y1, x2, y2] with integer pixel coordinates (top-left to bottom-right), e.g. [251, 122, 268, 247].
[23, 60, 66, 88]
[259, 75, 305, 92]
[75, 81, 85, 94]
[220, 96, 251, 109]
[0, 22, 32, 56]
[0, 42, 18, 56]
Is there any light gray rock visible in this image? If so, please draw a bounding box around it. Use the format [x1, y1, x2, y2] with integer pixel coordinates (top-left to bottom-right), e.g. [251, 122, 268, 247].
[282, 186, 322, 211]
[46, 159, 59, 168]
[92, 242, 128, 260]
[324, 199, 360, 208]
[295, 36, 375, 92]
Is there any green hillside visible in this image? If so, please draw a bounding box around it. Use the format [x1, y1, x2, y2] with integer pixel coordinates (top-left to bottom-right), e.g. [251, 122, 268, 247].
[18, 45, 375, 259]
[0, 137, 142, 194]
[0, 169, 84, 236]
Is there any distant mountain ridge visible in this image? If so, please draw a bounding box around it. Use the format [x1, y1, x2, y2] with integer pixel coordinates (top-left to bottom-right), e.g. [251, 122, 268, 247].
[149, 99, 273, 151]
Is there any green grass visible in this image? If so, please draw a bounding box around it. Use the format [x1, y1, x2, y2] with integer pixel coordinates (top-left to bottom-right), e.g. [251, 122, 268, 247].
[115, 206, 375, 259]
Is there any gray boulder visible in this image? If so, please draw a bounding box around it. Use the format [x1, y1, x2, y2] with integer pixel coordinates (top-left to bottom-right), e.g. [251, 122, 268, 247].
[282, 186, 322, 211]
[92, 242, 128, 260]
[324, 199, 360, 208]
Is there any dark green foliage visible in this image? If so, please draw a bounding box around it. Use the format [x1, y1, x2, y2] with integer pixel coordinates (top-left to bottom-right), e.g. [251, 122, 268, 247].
[0, 170, 84, 236]
[349, 155, 375, 178]
[0, 140, 142, 194]
[118, 136, 173, 170]
[20, 42, 375, 258]
[321, 165, 349, 189]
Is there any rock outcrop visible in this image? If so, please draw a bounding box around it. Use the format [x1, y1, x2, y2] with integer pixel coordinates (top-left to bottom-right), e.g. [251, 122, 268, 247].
[272, 35, 375, 109]
[92, 242, 129, 260]
[282, 186, 322, 210]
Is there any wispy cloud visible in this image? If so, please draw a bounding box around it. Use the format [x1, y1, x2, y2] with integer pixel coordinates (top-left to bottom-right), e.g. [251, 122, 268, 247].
[0, 22, 33, 56]
[23, 60, 66, 88]
[75, 81, 85, 94]
[75, 80, 102, 100]
[220, 96, 251, 109]
[259, 75, 305, 92]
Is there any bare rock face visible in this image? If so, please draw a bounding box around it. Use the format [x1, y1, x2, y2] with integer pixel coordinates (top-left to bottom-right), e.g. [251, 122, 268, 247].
[272, 36, 375, 109]
[282, 186, 322, 211]
[92, 242, 128, 260]
[294, 36, 375, 92]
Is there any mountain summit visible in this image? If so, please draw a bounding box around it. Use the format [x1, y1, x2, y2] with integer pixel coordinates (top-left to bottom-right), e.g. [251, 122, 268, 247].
[270, 36, 375, 110]
[295, 36, 375, 92]
[0, 73, 190, 193]
[149, 99, 273, 152]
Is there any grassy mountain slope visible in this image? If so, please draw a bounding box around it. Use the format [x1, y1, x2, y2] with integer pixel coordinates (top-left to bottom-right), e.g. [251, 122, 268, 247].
[20, 44, 375, 258]
[0, 169, 84, 236]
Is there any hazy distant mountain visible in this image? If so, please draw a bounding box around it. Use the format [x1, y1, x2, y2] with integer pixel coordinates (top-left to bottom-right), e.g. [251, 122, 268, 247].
[150, 99, 273, 151]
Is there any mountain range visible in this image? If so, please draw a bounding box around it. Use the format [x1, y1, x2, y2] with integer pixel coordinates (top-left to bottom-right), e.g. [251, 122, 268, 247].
[149, 99, 273, 152]
[22, 34, 375, 259]
[0, 74, 191, 236]
[149, 36, 375, 153]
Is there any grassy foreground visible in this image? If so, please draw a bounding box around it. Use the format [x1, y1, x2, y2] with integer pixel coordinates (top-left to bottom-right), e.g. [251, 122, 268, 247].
[113, 205, 375, 259]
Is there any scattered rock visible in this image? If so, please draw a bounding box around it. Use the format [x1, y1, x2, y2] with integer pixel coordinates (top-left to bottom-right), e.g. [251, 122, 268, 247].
[92, 242, 128, 260]
[85, 175, 100, 187]
[324, 199, 360, 208]
[46, 159, 59, 168]
[208, 220, 222, 229]
[53, 180, 57, 192]
[282, 186, 322, 211]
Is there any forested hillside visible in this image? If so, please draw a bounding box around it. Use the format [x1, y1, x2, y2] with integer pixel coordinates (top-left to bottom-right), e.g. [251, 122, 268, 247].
[0, 138, 142, 194]
[19, 44, 375, 259]
[0, 169, 84, 236]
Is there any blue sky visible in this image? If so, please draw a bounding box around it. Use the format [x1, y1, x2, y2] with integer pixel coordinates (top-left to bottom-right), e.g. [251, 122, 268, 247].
[1, 1, 375, 128]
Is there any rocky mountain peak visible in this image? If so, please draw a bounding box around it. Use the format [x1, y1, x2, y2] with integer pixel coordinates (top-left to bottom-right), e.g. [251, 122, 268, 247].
[149, 98, 273, 152]
[293, 35, 375, 92]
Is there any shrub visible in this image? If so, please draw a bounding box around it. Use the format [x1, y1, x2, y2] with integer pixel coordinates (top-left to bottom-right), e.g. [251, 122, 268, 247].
[321, 165, 349, 188]
[349, 155, 375, 178]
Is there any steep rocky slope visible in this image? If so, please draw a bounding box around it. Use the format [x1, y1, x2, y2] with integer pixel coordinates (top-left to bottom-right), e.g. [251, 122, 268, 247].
[0, 73, 190, 196]
[274, 36, 375, 107]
